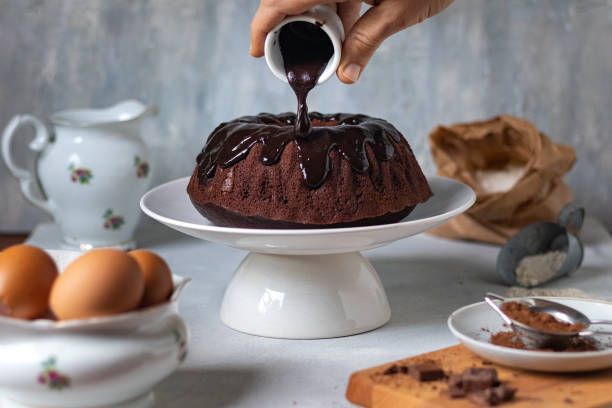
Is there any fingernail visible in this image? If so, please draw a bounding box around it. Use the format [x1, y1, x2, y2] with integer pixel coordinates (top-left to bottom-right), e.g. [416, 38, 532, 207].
[343, 63, 361, 82]
[249, 44, 253, 55]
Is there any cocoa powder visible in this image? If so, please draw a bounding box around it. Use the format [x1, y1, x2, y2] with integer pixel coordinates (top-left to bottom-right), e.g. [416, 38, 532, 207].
[501, 301, 587, 333]
[487, 302, 604, 352]
[490, 331, 525, 349]
[490, 330, 600, 352]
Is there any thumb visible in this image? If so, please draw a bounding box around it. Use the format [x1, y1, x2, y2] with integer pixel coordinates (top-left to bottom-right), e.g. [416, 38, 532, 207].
[337, 1, 399, 84]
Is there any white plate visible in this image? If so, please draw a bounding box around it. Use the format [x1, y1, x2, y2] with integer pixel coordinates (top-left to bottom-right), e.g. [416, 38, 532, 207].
[448, 298, 612, 372]
[140, 175, 475, 255]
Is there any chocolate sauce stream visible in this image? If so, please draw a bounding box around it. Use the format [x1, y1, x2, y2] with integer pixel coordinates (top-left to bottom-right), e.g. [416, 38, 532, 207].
[279, 21, 333, 136]
[196, 113, 400, 188]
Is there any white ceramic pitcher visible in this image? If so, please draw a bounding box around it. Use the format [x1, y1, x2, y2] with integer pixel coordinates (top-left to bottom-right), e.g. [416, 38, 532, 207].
[1, 100, 156, 249]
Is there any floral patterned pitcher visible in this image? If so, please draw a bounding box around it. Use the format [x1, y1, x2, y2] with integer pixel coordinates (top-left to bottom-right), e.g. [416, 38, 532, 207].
[1, 100, 156, 249]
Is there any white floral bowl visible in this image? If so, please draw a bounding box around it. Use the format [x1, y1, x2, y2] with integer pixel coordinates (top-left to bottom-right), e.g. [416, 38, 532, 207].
[0, 250, 190, 408]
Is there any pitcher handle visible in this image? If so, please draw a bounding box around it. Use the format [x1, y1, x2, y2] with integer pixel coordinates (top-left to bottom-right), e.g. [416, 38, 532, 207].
[1, 115, 54, 215]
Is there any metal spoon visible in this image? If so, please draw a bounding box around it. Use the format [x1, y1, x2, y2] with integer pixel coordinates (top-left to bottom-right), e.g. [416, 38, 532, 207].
[484, 293, 612, 349]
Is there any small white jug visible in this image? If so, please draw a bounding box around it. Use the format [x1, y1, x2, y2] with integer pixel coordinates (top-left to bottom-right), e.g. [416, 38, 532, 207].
[264, 4, 345, 85]
[2, 100, 156, 250]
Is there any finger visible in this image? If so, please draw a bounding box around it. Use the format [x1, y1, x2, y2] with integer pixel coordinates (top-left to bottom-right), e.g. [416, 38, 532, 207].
[337, 0, 361, 35]
[337, 0, 454, 83]
[250, 5, 285, 57]
[399, 0, 455, 27]
[250, 0, 343, 57]
[337, 0, 400, 83]
[268, 0, 341, 15]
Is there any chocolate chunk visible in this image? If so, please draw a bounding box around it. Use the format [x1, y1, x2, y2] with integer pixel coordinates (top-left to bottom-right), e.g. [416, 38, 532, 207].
[492, 384, 516, 402]
[408, 363, 445, 382]
[449, 387, 467, 398]
[445, 367, 515, 405]
[461, 367, 499, 392]
[468, 385, 516, 406]
[468, 389, 496, 406]
[382, 364, 399, 375]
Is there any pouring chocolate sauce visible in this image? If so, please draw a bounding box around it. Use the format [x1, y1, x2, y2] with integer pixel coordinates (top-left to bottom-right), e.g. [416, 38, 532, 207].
[279, 21, 334, 136]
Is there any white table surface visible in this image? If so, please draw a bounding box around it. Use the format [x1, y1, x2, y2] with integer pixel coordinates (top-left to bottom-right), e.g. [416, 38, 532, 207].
[26, 218, 612, 408]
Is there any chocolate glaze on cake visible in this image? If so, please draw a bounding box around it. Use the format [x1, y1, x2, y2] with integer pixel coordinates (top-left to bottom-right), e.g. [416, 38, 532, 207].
[196, 112, 401, 189]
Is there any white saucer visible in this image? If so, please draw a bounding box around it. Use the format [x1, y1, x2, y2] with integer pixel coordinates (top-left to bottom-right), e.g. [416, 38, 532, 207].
[141, 175, 474, 339]
[448, 298, 612, 372]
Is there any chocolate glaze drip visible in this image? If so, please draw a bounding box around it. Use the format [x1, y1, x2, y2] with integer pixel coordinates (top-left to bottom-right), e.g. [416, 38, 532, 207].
[196, 112, 401, 189]
[279, 21, 333, 136]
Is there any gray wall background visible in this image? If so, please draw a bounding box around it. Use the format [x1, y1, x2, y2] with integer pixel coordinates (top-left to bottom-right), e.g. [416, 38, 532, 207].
[1, 0, 611, 232]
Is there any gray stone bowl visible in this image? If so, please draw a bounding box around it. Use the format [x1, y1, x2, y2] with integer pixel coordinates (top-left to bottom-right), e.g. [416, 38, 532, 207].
[496, 203, 585, 287]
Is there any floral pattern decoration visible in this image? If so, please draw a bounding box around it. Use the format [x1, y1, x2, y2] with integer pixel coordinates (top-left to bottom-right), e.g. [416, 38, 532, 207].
[134, 156, 150, 178]
[173, 330, 188, 362]
[37, 357, 70, 391]
[103, 209, 125, 230]
[68, 163, 93, 184]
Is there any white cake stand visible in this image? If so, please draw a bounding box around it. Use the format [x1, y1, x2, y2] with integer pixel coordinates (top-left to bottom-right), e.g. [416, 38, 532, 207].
[141, 176, 475, 339]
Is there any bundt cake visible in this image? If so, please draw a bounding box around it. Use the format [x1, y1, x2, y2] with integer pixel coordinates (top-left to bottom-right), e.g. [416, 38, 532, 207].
[186, 112, 433, 228]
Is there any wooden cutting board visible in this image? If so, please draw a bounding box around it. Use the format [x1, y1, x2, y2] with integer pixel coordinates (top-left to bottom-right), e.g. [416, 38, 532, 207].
[346, 345, 612, 407]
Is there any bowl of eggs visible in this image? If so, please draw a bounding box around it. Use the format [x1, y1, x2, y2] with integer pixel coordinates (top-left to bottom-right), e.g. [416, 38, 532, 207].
[0, 245, 190, 408]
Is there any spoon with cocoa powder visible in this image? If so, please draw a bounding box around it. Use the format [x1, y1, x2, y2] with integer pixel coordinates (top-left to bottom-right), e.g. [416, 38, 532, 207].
[484, 293, 612, 349]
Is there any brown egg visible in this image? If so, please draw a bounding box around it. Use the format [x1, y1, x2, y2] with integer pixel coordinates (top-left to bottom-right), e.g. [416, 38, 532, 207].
[0, 245, 58, 319]
[128, 250, 173, 307]
[49, 249, 144, 320]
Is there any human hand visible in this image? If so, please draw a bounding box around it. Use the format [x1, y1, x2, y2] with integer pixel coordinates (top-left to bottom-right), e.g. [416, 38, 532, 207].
[250, 0, 454, 84]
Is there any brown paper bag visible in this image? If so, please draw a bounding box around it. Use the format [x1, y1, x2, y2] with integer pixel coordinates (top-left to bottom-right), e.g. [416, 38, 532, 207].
[428, 115, 576, 245]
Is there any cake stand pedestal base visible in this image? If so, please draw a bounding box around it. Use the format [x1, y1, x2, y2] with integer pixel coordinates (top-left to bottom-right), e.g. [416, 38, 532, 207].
[141, 175, 476, 339]
[220, 252, 391, 339]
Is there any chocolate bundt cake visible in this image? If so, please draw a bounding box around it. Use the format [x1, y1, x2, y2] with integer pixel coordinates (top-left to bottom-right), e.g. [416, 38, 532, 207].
[187, 112, 432, 229]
